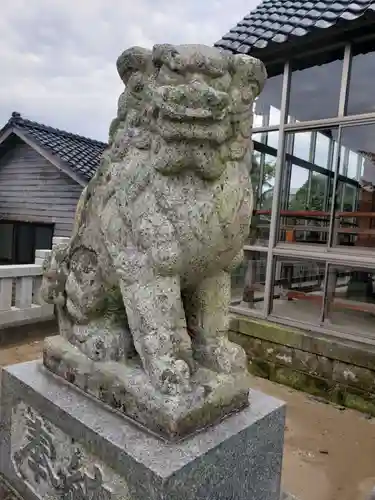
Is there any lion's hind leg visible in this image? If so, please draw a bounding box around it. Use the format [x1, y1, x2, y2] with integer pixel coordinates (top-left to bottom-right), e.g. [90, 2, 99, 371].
[64, 247, 134, 362]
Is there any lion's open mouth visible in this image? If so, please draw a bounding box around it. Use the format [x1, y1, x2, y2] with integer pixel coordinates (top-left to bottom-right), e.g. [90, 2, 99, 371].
[153, 116, 232, 143]
[152, 82, 235, 143]
[157, 101, 227, 121]
[154, 82, 230, 120]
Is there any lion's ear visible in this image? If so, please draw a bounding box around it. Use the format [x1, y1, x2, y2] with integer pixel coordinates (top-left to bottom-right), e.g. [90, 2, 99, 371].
[229, 54, 267, 100]
[116, 46, 152, 84]
[152, 44, 179, 69]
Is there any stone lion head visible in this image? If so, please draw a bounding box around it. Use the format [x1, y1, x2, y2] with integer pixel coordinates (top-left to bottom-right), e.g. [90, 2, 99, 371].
[109, 43, 267, 180]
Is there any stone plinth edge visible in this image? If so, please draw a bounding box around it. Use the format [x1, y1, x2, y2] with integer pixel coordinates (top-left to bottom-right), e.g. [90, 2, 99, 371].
[0, 360, 285, 500]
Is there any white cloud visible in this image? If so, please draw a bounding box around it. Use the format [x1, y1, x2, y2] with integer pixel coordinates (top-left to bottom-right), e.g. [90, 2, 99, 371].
[0, 0, 261, 141]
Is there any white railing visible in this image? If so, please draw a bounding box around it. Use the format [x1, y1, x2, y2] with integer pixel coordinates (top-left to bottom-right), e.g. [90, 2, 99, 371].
[0, 237, 69, 329]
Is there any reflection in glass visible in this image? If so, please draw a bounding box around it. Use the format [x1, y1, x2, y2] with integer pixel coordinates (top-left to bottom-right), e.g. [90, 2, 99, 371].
[288, 165, 309, 209]
[324, 265, 375, 339]
[347, 42, 375, 116]
[293, 132, 312, 162]
[271, 257, 325, 324]
[254, 74, 283, 126]
[333, 124, 375, 248]
[288, 54, 343, 122]
[339, 146, 347, 175]
[252, 133, 277, 211]
[250, 139, 277, 246]
[347, 151, 358, 179]
[314, 133, 331, 168]
[342, 185, 356, 212]
[230, 250, 267, 312]
[266, 131, 279, 150]
[252, 131, 278, 245]
[278, 129, 337, 244]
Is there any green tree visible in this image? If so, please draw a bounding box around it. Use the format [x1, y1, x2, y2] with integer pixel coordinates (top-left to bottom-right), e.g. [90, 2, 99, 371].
[289, 174, 356, 212]
[289, 174, 327, 211]
[251, 154, 276, 209]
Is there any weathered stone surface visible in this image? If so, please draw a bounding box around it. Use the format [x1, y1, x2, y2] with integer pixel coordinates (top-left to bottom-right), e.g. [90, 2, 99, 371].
[0, 361, 285, 500]
[44, 335, 250, 441]
[0, 475, 22, 500]
[230, 315, 375, 416]
[39, 43, 267, 436]
[231, 316, 375, 371]
[333, 360, 375, 393]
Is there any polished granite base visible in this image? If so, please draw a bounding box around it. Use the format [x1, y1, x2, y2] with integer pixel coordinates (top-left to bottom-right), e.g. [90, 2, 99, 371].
[0, 360, 287, 500]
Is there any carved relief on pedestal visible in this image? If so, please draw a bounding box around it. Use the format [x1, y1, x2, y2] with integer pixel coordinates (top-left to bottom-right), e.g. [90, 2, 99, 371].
[10, 404, 129, 500]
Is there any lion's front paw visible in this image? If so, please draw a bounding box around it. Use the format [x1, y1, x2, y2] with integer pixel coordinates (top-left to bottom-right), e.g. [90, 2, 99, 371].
[150, 356, 192, 396]
[194, 339, 248, 374]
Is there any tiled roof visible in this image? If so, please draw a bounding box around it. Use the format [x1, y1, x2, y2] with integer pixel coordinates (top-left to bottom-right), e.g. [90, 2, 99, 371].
[215, 0, 375, 56]
[2, 112, 107, 182]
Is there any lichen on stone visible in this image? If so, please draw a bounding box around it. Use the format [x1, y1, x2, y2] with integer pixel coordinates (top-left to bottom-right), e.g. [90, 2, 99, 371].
[41, 43, 266, 402]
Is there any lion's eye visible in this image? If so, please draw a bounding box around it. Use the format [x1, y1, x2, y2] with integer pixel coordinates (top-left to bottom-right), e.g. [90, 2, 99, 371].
[134, 81, 144, 93]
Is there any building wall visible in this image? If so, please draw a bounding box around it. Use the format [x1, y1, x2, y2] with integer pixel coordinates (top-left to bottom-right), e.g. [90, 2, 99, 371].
[0, 142, 83, 237]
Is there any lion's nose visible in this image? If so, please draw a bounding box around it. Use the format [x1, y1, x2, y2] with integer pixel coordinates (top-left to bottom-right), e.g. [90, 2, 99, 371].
[189, 81, 229, 110]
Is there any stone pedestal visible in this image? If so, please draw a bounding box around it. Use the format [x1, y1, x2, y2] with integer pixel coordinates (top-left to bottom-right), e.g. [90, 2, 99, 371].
[0, 361, 285, 500]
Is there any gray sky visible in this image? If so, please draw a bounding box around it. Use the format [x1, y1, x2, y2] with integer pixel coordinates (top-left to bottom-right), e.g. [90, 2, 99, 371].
[0, 0, 260, 141]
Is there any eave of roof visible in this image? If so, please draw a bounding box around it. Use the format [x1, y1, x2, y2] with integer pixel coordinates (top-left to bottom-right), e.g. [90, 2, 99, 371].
[215, 1, 375, 74]
[0, 112, 108, 185]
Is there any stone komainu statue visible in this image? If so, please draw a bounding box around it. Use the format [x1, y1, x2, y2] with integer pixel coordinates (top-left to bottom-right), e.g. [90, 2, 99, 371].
[41, 44, 266, 402]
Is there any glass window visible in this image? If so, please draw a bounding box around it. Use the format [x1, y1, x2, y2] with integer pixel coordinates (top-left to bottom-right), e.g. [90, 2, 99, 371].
[230, 250, 267, 312]
[324, 264, 375, 339]
[271, 256, 326, 325]
[288, 53, 344, 122]
[252, 133, 277, 246]
[259, 154, 276, 210]
[266, 131, 279, 150]
[35, 225, 53, 251]
[0, 223, 14, 263]
[342, 184, 356, 212]
[288, 165, 309, 210]
[16, 224, 35, 264]
[278, 128, 337, 244]
[360, 155, 365, 178]
[254, 74, 284, 127]
[314, 132, 331, 168]
[347, 40, 375, 116]
[347, 151, 359, 180]
[292, 131, 312, 163]
[339, 146, 347, 175]
[332, 123, 375, 248]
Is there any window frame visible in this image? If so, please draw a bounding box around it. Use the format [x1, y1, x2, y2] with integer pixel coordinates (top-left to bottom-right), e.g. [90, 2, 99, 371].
[232, 35, 375, 343]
